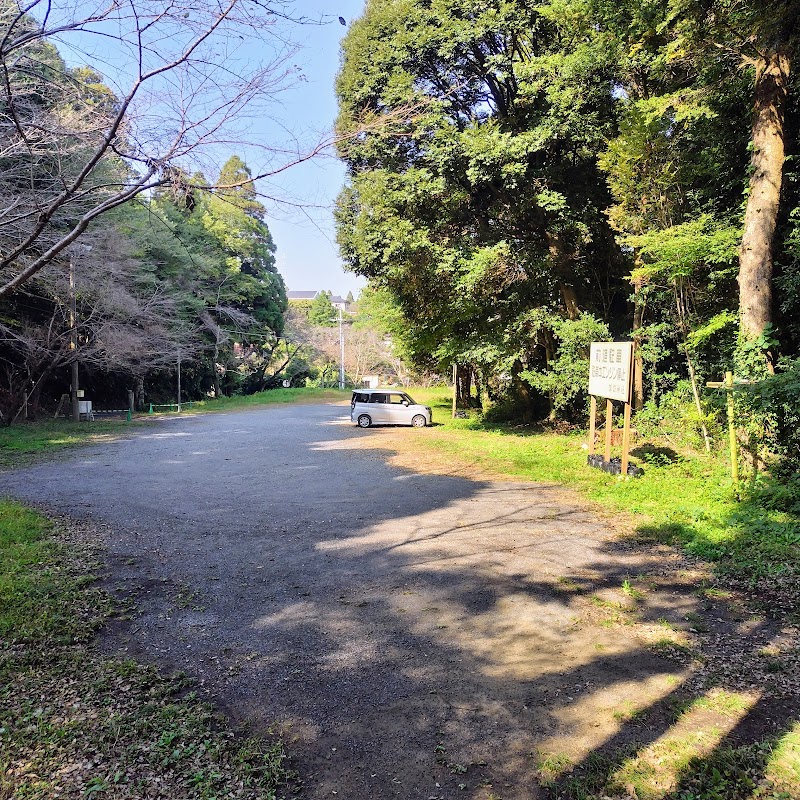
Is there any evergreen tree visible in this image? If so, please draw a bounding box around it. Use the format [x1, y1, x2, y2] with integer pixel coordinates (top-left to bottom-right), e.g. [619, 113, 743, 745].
[335, 0, 628, 412]
[309, 292, 337, 326]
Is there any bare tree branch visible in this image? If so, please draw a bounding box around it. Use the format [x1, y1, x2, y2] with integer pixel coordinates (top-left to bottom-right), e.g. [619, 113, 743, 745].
[0, 0, 321, 298]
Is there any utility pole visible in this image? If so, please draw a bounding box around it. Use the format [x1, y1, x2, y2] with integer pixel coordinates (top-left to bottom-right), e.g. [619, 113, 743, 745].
[338, 306, 345, 390]
[69, 257, 80, 422]
[177, 350, 182, 412]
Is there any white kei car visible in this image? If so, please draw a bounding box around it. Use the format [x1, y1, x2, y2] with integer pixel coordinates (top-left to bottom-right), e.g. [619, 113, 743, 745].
[350, 389, 432, 428]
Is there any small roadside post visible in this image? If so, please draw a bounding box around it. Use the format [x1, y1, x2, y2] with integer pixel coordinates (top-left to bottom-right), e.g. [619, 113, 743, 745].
[705, 371, 740, 485]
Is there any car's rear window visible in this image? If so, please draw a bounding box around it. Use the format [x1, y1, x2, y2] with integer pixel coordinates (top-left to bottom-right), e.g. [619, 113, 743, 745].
[352, 392, 370, 404]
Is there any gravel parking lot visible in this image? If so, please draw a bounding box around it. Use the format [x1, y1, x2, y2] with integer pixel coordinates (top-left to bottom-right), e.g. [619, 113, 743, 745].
[2, 402, 770, 799]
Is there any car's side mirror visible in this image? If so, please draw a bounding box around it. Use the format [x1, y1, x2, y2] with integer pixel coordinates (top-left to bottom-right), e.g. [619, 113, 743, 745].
[402, 400, 409, 406]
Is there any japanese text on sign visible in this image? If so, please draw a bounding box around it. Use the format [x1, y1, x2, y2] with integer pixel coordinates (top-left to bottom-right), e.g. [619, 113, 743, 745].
[588, 341, 633, 402]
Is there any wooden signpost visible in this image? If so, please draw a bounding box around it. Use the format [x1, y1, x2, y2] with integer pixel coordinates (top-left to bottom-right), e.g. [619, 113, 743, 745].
[587, 341, 635, 476]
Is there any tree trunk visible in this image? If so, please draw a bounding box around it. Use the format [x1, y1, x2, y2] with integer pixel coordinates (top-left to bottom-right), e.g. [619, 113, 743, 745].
[456, 367, 472, 407]
[546, 231, 581, 320]
[559, 283, 580, 321]
[739, 48, 790, 360]
[135, 376, 145, 411]
[511, 359, 534, 424]
[631, 279, 645, 412]
[213, 336, 222, 399]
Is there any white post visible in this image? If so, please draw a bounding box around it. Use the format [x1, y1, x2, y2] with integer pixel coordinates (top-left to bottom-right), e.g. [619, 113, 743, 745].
[177, 350, 182, 412]
[338, 307, 345, 390]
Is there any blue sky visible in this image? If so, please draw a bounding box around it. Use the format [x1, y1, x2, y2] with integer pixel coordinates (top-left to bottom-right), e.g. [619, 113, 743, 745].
[263, 0, 368, 297]
[49, 0, 368, 297]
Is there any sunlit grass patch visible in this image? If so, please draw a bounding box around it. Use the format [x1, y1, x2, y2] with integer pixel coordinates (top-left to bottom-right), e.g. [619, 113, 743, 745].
[686, 688, 751, 717]
[621, 578, 645, 601]
[534, 750, 573, 787]
[563, 690, 764, 800]
[189, 386, 348, 412]
[611, 700, 646, 723]
[765, 721, 800, 793]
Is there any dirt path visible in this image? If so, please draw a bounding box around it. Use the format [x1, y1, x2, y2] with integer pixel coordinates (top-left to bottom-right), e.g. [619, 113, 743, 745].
[1, 403, 797, 798]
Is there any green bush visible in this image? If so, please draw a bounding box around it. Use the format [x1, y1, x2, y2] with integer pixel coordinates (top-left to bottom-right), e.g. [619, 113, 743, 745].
[521, 313, 612, 421]
[634, 380, 721, 450]
[738, 358, 800, 472]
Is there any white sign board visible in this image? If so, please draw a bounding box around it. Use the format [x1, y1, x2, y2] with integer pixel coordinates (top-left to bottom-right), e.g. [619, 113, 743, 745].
[282, 379, 291, 388]
[589, 341, 633, 402]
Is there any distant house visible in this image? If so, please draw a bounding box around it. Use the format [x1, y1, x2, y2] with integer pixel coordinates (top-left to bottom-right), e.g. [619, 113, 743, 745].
[287, 290, 351, 312]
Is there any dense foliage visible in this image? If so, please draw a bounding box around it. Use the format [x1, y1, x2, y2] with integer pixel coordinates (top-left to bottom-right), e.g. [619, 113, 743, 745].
[0, 33, 288, 420]
[335, 0, 800, 465]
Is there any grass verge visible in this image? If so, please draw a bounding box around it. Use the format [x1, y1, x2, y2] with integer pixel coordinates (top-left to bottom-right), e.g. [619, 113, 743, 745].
[184, 387, 348, 413]
[0, 499, 295, 799]
[0, 419, 136, 469]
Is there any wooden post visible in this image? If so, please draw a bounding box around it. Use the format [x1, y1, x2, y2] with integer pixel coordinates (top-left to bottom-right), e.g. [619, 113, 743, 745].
[621, 401, 632, 475]
[588, 395, 597, 454]
[54, 393, 67, 419]
[620, 344, 634, 476]
[726, 371, 738, 485]
[452, 363, 457, 418]
[604, 398, 613, 462]
[177, 351, 182, 412]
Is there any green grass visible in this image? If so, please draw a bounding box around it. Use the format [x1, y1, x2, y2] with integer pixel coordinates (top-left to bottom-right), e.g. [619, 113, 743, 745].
[186, 386, 348, 411]
[0, 500, 107, 642]
[0, 419, 129, 468]
[557, 709, 799, 800]
[0, 500, 294, 799]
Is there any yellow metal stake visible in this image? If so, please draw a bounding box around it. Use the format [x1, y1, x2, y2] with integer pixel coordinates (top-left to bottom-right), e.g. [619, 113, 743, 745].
[725, 371, 738, 485]
[706, 371, 739, 485]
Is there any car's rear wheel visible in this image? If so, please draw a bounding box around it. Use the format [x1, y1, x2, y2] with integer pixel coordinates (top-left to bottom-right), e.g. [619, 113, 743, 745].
[357, 414, 372, 428]
[411, 414, 427, 428]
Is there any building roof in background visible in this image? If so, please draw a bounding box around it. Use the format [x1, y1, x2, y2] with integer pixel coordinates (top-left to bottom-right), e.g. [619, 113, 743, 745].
[287, 290, 351, 307]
